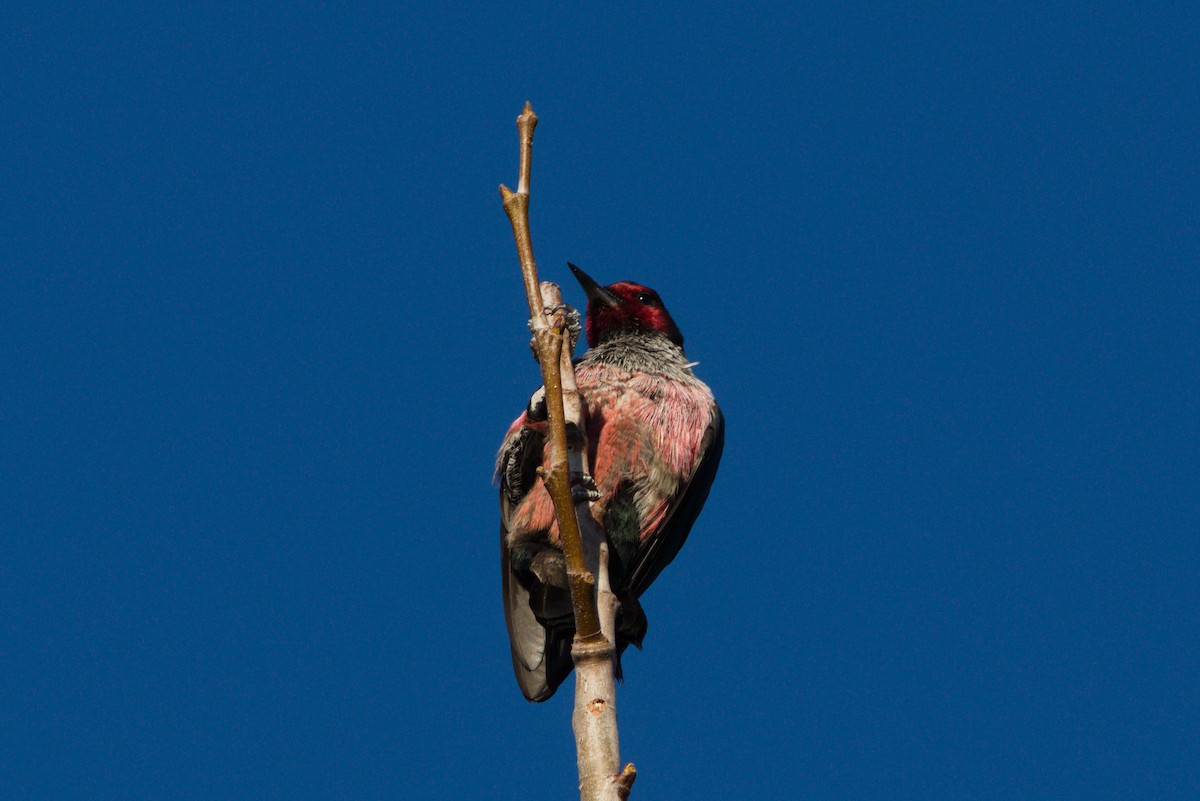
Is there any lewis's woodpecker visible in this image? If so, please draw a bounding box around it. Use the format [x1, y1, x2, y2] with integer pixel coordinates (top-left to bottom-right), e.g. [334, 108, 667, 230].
[496, 263, 724, 702]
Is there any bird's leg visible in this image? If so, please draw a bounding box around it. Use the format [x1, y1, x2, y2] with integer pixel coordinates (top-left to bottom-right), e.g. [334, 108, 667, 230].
[564, 422, 600, 502]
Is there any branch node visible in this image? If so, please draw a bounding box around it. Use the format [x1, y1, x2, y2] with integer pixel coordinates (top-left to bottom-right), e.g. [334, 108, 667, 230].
[572, 634, 613, 663]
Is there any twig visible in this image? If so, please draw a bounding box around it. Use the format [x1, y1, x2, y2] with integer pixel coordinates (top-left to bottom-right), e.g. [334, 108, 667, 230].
[499, 102, 634, 801]
[500, 102, 601, 641]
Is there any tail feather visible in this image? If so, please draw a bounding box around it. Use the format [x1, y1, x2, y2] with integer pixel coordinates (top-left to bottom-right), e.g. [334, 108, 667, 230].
[502, 536, 650, 700]
[502, 540, 575, 702]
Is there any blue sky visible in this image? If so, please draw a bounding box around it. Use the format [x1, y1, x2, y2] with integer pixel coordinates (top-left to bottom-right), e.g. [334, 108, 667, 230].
[2, 3, 1197, 799]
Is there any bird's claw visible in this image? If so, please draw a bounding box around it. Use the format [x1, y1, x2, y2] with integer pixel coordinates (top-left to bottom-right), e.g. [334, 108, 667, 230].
[570, 473, 601, 503]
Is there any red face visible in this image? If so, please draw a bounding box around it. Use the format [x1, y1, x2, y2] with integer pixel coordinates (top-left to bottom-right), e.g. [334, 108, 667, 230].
[586, 281, 684, 349]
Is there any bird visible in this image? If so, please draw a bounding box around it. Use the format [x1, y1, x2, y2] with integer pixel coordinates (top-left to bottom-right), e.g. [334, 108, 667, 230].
[496, 262, 724, 702]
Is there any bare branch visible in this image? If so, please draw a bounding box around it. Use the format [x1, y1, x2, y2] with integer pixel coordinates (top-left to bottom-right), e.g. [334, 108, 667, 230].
[500, 102, 631, 801]
[500, 102, 602, 642]
[572, 544, 636, 801]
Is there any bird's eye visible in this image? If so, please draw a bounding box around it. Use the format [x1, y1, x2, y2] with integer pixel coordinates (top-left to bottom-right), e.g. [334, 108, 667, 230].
[636, 292, 657, 305]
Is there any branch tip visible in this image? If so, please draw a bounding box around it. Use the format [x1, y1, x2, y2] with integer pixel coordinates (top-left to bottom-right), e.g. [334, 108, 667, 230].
[518, 102, 538, 129]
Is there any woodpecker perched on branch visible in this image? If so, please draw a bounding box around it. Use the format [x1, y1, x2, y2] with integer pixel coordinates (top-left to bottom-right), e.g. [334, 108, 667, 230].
[497, 263, 724, 702]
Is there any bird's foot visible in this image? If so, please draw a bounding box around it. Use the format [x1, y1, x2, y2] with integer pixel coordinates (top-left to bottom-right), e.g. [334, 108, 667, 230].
[570, 472, 601, 503]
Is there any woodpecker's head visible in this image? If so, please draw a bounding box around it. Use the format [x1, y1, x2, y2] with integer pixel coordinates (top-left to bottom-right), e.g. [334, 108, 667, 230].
[568, 262, 684, 349]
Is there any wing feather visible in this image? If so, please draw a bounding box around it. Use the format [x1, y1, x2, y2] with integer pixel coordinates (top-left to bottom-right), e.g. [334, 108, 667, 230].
[626, 403, 724, 597]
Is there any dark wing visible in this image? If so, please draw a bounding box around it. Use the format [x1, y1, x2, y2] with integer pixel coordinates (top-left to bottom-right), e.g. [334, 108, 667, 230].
[498, 421, 575, 702]
[625, 403, 724, 598]
[500, 534, 575, 702]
